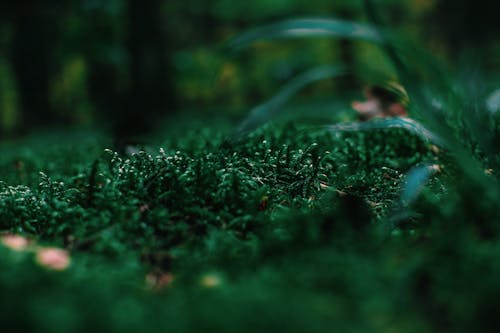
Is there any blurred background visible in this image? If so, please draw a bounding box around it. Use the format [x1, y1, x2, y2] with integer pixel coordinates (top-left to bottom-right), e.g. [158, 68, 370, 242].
[0, 0, 498, 141]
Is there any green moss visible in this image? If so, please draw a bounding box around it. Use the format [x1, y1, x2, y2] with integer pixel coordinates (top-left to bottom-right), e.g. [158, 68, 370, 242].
[0, 122, 498, 332]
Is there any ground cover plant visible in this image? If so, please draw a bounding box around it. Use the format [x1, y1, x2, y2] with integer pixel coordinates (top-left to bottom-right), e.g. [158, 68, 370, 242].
[1, 118, 498, 332]
[1, 1, 500, 332]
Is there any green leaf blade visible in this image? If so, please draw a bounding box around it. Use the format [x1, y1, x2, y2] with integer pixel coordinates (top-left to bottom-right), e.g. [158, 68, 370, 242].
[228, 18, 385, 51]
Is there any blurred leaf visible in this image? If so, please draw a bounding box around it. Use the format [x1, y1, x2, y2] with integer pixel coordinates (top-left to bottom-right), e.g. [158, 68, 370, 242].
[227, 18, 385, 51]
[383, 163, 440, 230]
[400, 163, 439, 206]
[235, 65, 346, 135]
[321, 117, 443, 145]
[486, 88, 500, 114]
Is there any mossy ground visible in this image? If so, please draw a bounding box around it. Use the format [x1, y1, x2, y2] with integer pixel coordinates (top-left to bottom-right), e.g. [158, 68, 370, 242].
[0, 121, 498, 333]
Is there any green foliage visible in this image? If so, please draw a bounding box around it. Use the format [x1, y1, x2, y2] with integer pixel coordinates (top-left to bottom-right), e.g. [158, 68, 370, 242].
[227, 1, 500, 223]
[0, 122, 499, 332]
[0, 124, 448, 331]
[0, 125, 436, 253]
[0, 1, 499, 332]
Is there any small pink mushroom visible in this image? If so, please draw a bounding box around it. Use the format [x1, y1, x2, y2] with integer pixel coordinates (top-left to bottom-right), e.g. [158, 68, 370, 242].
[36, 247, 71, 271]
[1, 234, 30, 251]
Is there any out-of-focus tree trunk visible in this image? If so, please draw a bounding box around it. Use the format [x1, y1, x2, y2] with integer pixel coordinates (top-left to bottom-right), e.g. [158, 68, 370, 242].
[116, 0, 176, 146]
[84, 10, 126, 139]
[9, 6, 58, 129]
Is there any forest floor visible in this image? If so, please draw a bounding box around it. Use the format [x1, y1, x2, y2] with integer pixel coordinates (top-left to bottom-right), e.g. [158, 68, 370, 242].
[0, 118, 499, 333]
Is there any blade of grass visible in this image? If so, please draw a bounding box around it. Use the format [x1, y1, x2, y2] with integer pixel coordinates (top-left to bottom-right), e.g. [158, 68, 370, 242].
[400, 164, 440, 206]
[319, 118, 443, 145]
[381, 163, 440, 232]
[227, 18, 385, 52]
[233, 64, 346, 136]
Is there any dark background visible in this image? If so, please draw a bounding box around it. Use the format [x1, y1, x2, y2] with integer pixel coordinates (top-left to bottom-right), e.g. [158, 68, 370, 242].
[0, 0, 498, 141]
